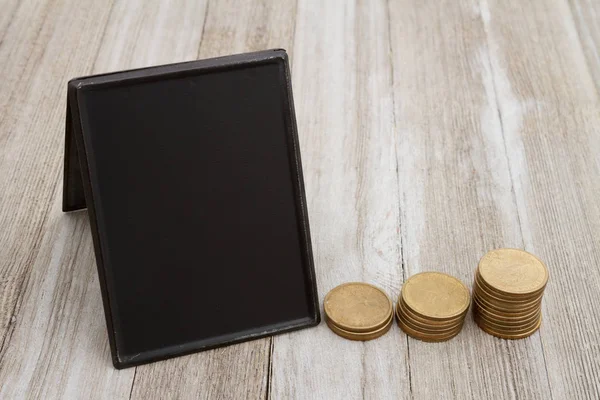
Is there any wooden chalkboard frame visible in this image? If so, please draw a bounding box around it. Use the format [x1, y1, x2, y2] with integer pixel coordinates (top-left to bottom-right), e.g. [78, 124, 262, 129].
[62, 49, 320, 369]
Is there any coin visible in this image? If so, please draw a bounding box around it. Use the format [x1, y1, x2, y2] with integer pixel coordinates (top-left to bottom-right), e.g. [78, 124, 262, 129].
[397, 300, 464, 330]
[472, 285, 542, 314]
[475, 270, 544, 301]
[478, 249, 548, 296]
[472, 249, 548, 340]
[397, 316, 463, 342]
[396, 305, 461, 334]
[473, 284, 542, 310]
[472, 296, 540, 321]
[473, 302, 541, 324]
[398, 297, 466, 326]
[396, 272, 469, 342]
[474, 274, 544, 304]
[473, 311, 541, 331]
[401, 272, 470, 320]
[326, 311, 394, 341]
[474, 315, 542, 339]
[324, 282, 393, 333]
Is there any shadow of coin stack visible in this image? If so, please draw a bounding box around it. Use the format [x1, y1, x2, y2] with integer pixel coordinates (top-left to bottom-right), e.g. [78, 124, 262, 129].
[396, 272, 470, 342]
[472, 248, 549, 339]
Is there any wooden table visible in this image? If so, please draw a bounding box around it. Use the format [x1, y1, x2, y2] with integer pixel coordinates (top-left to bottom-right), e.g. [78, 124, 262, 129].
[1, 0, 599, 398]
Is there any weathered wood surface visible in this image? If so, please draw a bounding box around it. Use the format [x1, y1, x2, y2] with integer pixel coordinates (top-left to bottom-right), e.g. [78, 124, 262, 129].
[0, 0, 599, 398]
[270, 0, 409, 398]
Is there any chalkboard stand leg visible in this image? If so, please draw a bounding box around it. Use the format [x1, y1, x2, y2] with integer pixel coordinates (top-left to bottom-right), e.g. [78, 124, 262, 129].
[62, 98, 86, 212]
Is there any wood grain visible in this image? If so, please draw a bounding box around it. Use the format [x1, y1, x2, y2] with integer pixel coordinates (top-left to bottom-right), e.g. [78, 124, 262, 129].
[1, 0, 600, 398]
[567, 0, 600, 96]
[0, 0, 21, 46]
[270, 0, 409, 398]
[483, 0, 600, 396]
[388, 0, 551, 398]
[0, 0, 115, 358]
[0, 0, 134, 398]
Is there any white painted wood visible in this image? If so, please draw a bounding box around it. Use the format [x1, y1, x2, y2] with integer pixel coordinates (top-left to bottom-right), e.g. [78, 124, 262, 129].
[387, 0, 552, 398]
[270, 0, 409, 399]
[0, 0, 114, 348]
[0, 0, 134, 398]
[0, 204, 135, 399]
[0, 0, 20, 48]
[483, 0, 600, 396]
[0, 0, 205, 398]
[568, 0, 600, 95]
[1, 0, 600, 398]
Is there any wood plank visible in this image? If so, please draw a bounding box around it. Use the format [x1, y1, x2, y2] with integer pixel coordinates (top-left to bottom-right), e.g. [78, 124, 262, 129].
[93, 0, 207, 72]
[0, 0, 115, 355]
[197, 0, 297, 60]
[505, 103, 600, 398]
[0, 0, 206, 398]
[567, 0, 600, 95]
[128, 0, 297, 398]
[0, 0, 21, 46]
[0, 0, 136, 397]
[270, 0, 410, 398]
[0, 202, 135, 398]
[482, 0, 600, 396]
[0, 0, 598, 397]
[388, 0, 552, 398]
[0, 0, 54, 117]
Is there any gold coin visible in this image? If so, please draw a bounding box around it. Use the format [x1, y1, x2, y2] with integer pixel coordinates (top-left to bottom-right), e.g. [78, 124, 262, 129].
[473, 287, 542, 310]
[397, 300, 464, 331]
[326, 311, 393, 341]
[472, 286, 542, 314]
[473, 295, 541, 316]
[399, 297, 467, 324]
[478, 249, 548, 295]
[396, 301, 465, 330]
[473, 305, 541, 326]
[398, 297, 467, 326]
[474, 313, 540, 333]
[397, 316, 463, 342]
[397, 318, 463, 342]
[324, 282, 393, 333]
[395, 305, 462, 334]
[474, 273, 544, 304]
[401, 272, 470, 321]
[474, 315, 542, 339]
[473, 311, 541, 331]
[473, 297, 541, 319]
[472, 296, 540, 321]
[473, 282, 543, 308]
[396, 304, 456, 332]
[475, 269, 545, 301]
[472, 290, 541, 313]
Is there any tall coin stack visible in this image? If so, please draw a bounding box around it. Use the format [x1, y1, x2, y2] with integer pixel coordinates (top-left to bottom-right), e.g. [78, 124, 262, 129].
[396, 272, 470, 342]
[473, 248, 549, 339]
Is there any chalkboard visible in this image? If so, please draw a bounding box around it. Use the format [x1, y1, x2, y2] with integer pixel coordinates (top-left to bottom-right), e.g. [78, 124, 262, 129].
[63, 49, 320, 369]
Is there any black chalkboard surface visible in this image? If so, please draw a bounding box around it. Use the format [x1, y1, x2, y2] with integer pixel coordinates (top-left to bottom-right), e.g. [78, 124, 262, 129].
[63, 49, 320, 369]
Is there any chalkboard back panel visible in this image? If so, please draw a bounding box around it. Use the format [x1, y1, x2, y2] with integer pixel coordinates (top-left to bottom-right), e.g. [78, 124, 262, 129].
[64, 50, 319, 369]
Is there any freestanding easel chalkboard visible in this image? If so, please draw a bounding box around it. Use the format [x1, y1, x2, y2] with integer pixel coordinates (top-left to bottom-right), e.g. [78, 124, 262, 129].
[63, 49, 320, 369]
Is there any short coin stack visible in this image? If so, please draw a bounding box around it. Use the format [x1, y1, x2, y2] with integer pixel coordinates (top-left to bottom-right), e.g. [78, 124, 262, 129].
[473, 248, 548, 339]
[396, 272, 470, 342]
[324, 282, 394, 341]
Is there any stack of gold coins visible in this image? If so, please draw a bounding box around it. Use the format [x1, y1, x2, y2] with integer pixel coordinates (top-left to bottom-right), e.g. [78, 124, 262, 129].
[472, 248, 548, 339]
[396, 272, 470, 342]
[324, 282, 394, 341]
